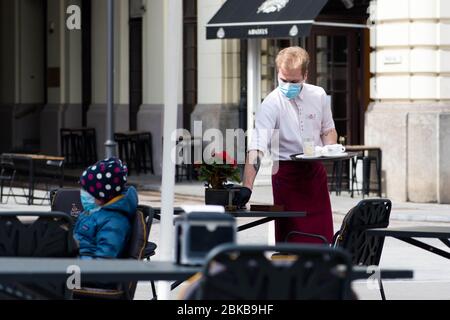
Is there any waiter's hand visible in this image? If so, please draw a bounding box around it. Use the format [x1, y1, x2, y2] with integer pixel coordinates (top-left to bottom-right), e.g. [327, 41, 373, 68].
[233, 187, 252, 209]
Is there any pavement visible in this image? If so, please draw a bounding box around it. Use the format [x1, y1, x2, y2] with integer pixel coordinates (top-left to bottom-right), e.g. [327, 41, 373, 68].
[1, 176, 450, 300]
[129, 174, 450, 223]
[126, 175, 450, 300]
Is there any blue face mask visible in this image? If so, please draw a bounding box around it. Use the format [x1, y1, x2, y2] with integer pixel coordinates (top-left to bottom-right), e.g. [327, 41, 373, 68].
[80, 189, 100, 213]
[279, 79, 303, 99]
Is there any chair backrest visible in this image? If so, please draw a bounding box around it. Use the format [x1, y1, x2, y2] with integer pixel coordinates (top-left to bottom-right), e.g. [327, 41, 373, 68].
[0, 211, 77, 257]
[0, 211, 77, 299]
[334, 199, 392, 266]
[118, 205, 154, 299]
[0, 155, 15, 175]
[123, 205, 154, 260]
[71, 205, 156, 300]
[195, 244, 352, 300]
[50, 188, 84, 221]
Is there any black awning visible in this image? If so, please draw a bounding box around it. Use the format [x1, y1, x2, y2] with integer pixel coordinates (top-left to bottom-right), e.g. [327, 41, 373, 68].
[206, 0, 328, 40]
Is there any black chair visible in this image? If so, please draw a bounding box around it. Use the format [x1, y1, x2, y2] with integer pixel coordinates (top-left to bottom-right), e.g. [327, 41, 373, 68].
[50, 188, 83, 221]
[0, 155, 17, 203]
[60, 128, 98, 168]
[72, 204, 157, 300]
[0, 211, 78, 299]
[350, 150, 382, 198]
[332, 199, 391, 300]
[286, 199, 392, 300]
[50, 189, 159, 299]
[188, 244, 352, 300]
[138, 132, 155, 175]
[60, 129, 79, 167]
[115, 132, 154, 176]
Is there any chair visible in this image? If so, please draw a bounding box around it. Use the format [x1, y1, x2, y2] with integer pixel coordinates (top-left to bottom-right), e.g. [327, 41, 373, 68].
[175, 137, 194, 182]
[50, 189, 159, 299]
[188, 244, 353, 300]
[0, 211, 78, 299]
[138, 132, 155, 175]
[286, 198, 392, 300]
[350, 150, 382, 198]
[71, 204, 158, 300]
[0, 156, 17, 203]
[50, 188, 84, 221]
[60, 128, 97, 168]
[332, 199, 391, 300]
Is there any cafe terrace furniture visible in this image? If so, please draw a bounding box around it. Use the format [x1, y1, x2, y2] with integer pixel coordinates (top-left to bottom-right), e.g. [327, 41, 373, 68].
[60, 128, 97, 168]
[1, 153, 65, 205]
[345, 145, 382, 198]
[366, 226, 450, 260]
[114, 131, 155, 175]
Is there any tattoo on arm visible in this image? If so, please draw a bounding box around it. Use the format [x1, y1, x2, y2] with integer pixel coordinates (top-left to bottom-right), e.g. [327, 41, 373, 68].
[321, 129, 334, 137]
[253, 154, 262, 174]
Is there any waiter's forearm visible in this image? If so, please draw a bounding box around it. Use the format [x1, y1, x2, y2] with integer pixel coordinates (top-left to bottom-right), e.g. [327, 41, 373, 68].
[242, 150, 264, 190]
[321, 128, 338, 145]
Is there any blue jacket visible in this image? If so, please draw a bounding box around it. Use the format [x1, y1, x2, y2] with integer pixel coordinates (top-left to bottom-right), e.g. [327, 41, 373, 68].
[74, 187, 138, 259]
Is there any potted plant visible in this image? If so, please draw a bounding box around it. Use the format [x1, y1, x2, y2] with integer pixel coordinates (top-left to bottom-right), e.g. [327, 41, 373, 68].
[195, 151, 242, 207]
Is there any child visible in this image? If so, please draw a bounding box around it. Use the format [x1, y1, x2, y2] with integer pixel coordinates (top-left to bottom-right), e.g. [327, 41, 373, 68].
[74, 157, 138, 259]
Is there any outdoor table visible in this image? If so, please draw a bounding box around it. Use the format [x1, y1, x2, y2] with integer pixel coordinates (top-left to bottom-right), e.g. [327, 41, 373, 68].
[366, 226, 450, 260]
[0, 258, 199, 283]
[0, 258, 412, 284]
[1, 153, 65, 205]
[153, 208, 307, 232]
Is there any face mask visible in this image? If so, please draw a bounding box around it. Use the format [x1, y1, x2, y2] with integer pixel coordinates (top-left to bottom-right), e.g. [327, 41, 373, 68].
[80, 189, 100, 213]
[278, 79, 303, 99]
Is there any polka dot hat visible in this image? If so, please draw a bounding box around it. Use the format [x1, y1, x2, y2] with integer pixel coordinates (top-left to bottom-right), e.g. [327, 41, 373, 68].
[80, 157, 128, 201]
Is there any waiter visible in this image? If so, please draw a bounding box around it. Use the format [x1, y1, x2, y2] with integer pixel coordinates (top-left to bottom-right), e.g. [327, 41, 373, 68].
[234, 46, 337, 244]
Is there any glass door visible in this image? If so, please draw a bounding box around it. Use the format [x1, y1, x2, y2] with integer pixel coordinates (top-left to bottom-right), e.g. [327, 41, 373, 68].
[307, 27, 361, 145]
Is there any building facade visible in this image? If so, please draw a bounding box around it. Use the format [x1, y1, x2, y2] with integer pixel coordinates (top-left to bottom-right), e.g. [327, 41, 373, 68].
[367, 0, 450, 203]
[0, 0, 449, 203]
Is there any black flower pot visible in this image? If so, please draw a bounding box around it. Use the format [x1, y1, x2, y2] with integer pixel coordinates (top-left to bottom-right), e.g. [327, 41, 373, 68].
[205, 188, 238, 207]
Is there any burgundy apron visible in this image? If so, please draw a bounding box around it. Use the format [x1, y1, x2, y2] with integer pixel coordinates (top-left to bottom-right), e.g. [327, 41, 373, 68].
[272, 161, 334, 244]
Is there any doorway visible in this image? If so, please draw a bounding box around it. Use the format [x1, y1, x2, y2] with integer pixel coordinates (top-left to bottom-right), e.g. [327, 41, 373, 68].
[307, 26, 368, 145]
[183, 0, 197, 131]
[129, 17, 143, 131]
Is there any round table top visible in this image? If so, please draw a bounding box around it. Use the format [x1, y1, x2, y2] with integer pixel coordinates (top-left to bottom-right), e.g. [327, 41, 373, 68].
[289, 151, 359, 162]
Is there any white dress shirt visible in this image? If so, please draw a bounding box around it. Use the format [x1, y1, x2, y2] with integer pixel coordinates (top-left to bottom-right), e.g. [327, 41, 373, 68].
[249, 83, 335, 161]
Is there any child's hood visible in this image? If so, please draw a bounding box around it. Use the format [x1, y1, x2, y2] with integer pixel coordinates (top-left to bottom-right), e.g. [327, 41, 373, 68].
[102, 186, 138, 218]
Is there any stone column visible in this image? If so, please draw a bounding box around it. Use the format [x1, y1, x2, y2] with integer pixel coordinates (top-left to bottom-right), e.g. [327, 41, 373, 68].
[366, 0, 450, 203]
[192, 0, 241, 157]
[41, 0, 83, 156]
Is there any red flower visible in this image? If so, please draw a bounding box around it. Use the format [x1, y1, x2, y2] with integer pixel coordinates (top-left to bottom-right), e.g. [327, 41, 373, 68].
[214, 151, 237, 167]
[196, 150, 241, 189]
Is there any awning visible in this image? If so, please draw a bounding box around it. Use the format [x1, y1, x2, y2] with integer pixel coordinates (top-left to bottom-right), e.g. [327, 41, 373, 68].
[206, 0, 328, 40]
